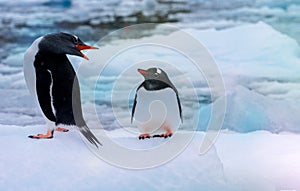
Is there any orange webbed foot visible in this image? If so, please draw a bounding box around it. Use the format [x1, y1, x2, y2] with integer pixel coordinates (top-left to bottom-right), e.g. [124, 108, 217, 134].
[55, 127, 69, 132]
[28, 129, 54, 139]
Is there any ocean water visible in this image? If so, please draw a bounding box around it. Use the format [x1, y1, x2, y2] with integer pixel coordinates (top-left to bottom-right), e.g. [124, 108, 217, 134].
[1, 0, 300, 52]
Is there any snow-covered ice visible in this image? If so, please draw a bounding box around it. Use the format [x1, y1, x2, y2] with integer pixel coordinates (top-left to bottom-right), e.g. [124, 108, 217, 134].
[0, 125, 226, 191]
[1, 22, 300, 133]
[73, 22, 300, 133]
[216, 131, 300, 191]
[1, 125, 300, 190]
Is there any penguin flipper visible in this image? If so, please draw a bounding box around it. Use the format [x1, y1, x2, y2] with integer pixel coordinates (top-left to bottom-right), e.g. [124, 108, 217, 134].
[131, 93, 138, 124]
[79, 125, 102, 148]
[170, 83, 183, 123]
[176, 94, 183, 123]
[35, 64, 56, 122]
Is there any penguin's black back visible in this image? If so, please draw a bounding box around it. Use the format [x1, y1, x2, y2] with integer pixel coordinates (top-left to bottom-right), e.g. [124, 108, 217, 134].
[34, 52, 86, 127]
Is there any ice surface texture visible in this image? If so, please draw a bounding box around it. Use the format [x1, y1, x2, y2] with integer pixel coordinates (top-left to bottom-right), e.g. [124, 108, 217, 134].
[1, 22, 300, 134]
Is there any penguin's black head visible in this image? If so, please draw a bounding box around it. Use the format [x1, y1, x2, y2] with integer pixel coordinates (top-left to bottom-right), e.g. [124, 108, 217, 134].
[38, 32, 98, 60]
[138, 67, 169, 81]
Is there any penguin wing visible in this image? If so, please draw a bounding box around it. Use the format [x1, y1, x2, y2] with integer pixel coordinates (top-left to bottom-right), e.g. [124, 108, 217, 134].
[176, 93, 183, 122]
[35, 67, 56, 122]
[131, 93, 138, 124]
[170, 84, 183, 123]
[131, 83, 145, 123]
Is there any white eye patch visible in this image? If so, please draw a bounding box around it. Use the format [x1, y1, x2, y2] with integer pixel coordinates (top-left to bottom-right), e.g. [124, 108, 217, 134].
[156, 68, 161, 74]
[73, 35, 78, 43]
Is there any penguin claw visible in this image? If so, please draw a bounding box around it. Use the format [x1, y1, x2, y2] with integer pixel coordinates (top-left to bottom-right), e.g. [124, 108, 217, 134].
[28, 135, 53, 139]
[138, 134, 151, 140]
[153, 133, 173, 138]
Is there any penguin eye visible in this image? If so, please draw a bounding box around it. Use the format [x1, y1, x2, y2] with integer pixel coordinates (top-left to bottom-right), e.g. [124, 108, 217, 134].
[73, 35, 79, 44]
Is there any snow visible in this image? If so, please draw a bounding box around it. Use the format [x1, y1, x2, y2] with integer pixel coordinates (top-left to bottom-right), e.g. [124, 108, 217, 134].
[216, 131, 300, 190]
[0, 125, 226, 191]
[1, 125, 300, 190]
[187, 22, 300, 78]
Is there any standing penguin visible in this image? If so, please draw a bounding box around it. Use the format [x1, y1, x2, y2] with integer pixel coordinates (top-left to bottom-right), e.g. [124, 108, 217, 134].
[131, 67, 182, 139]
[24, 32, 102, 148]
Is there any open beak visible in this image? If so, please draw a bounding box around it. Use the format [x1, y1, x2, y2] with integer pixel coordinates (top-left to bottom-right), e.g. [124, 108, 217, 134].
[138, 69, 148, 75]
[76, 44, 98, 60]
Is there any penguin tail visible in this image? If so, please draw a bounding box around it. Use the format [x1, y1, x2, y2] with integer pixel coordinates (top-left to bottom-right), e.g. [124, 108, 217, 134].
[79, 125, 102, 148]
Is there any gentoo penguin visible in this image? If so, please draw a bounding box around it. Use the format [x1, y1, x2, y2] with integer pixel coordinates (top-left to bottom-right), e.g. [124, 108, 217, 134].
[24, 32, 102, 148]
[131, 67, 182, 139]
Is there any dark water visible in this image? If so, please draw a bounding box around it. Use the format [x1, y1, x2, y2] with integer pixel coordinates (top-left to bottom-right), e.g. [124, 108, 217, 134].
[1, 0, 300, 63]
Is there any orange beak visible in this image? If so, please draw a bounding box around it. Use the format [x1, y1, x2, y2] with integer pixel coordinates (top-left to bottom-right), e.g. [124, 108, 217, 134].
[76, 44, 98, 60]
[138, 69, 148, 75]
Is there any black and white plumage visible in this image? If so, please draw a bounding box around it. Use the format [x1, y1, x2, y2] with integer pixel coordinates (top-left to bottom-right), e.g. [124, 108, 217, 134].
[131, 67, 182, 139]
[24, 32, 101, 148]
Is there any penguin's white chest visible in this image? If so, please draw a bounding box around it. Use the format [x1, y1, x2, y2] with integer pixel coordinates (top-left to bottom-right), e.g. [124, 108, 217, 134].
[133, 87, 181, 134]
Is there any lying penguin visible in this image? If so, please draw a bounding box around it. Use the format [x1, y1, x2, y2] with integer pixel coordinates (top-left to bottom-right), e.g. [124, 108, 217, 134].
[131, 67, 182, 139]
[24, 32, 102, 148]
